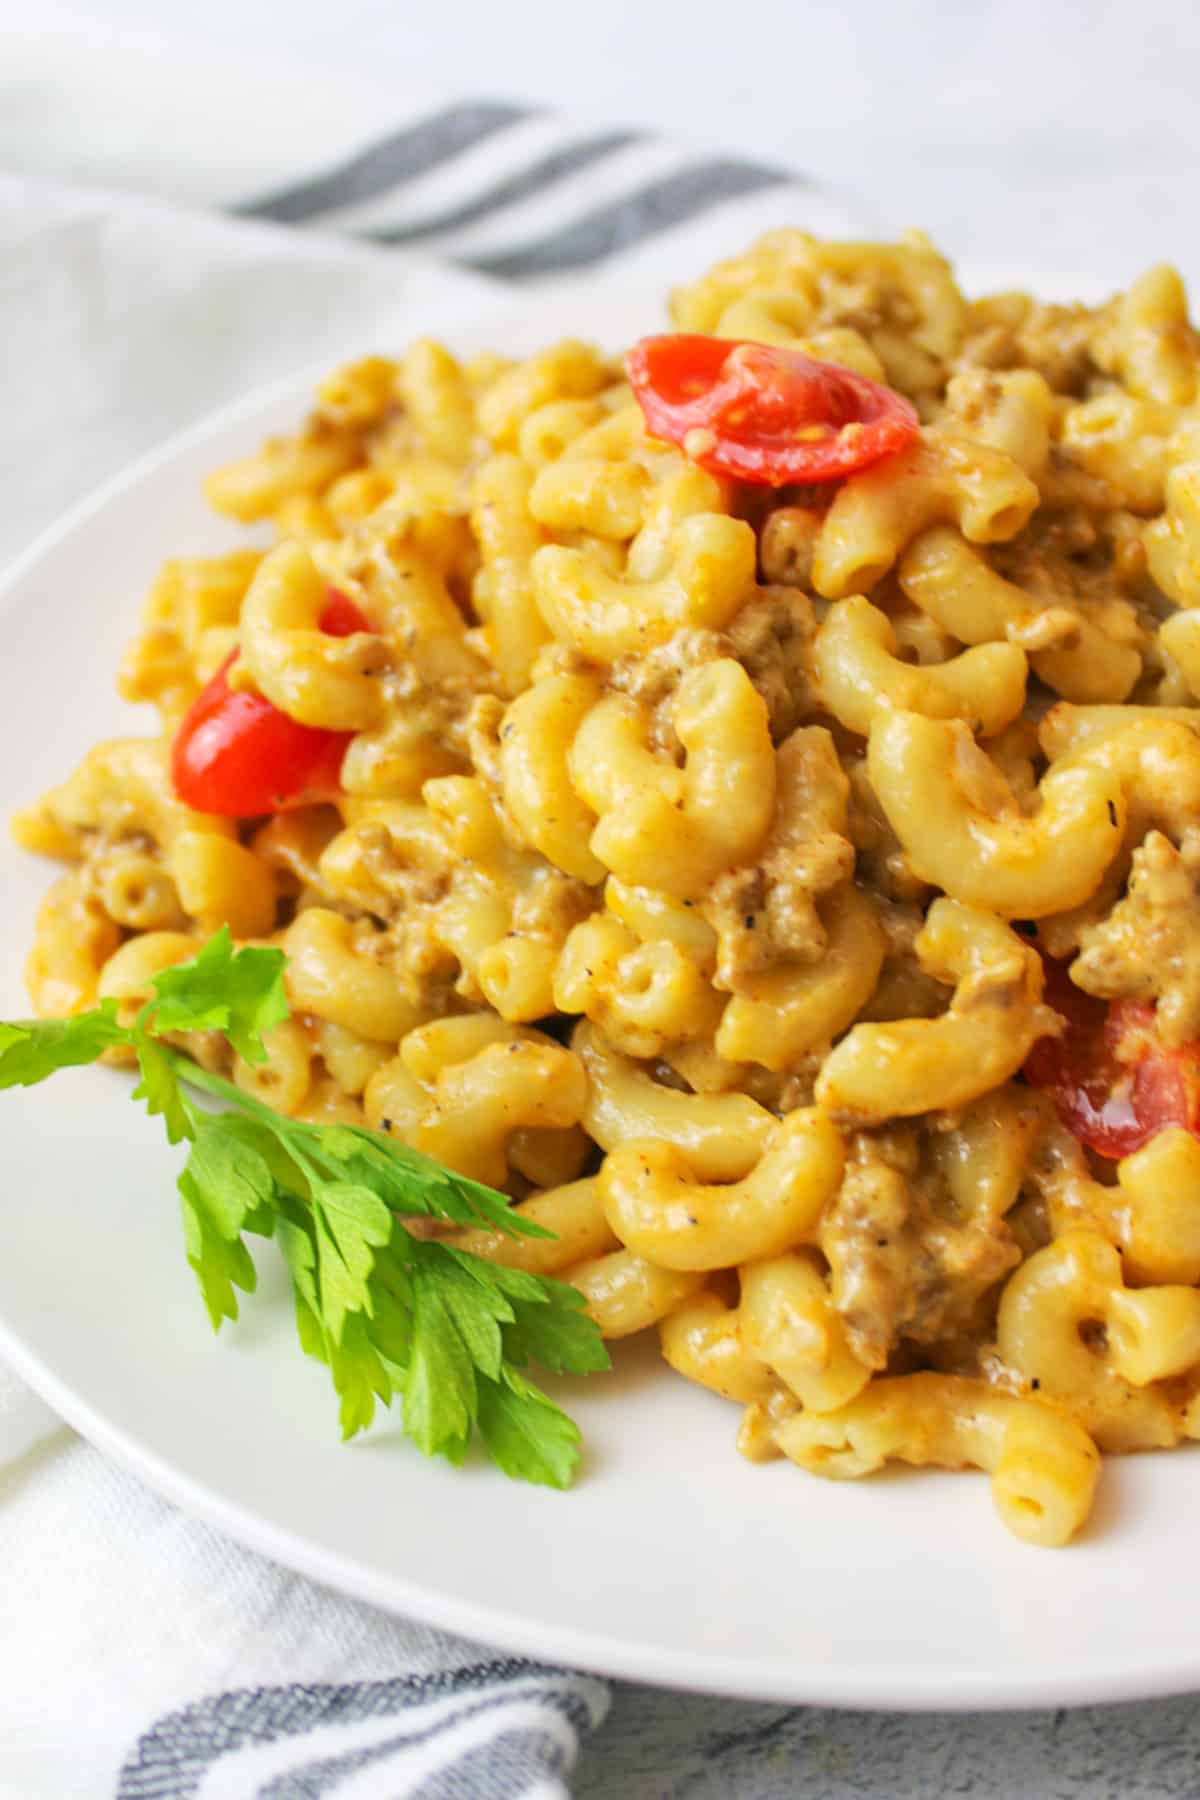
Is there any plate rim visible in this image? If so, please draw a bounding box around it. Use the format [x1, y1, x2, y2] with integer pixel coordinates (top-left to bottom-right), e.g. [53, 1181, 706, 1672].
[5, 1305, 1200, 1714]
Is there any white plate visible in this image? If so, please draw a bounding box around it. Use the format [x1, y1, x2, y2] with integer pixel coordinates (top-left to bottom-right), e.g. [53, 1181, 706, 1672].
[1, 274, 1194, 1714]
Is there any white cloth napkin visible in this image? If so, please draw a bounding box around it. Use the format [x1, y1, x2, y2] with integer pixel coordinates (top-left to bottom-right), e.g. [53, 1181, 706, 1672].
[0, 175, 501, 567]
[0, 151, 862, 1797]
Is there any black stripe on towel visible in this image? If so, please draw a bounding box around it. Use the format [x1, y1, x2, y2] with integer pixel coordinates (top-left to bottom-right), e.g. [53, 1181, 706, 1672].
[366, 128, 642, 245]
[235, 100, 533, 223]
[116, 1661, 581, 1799]
[256, 1687, 597, 1798]
[459, 157, 794, 278]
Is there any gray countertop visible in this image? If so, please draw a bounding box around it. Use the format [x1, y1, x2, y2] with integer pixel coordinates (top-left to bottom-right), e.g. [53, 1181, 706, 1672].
[580, 1686, 1200, 1798]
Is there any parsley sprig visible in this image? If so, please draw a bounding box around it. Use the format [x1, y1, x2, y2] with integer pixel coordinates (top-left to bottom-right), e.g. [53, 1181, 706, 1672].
[0, 929, 609, 1486]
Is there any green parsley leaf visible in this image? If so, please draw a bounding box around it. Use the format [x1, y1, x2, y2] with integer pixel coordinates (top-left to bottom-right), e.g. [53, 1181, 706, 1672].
[178, 1167, 259, 1328]
[310, 1182, 393, 1345]
[441, 1252, 611, 1376]
[0, 1003, 127, 1087]
[403, 1268, 478, 1460]
[276, 1214, 324, 1352]
[277, 1215, 397, 1437]
[475, 1366, 583, 1489]
[389, 1241, 602, 1480]
[328, 1312, 395, 1440]
[146, 927, 288, 1063]
[0, 928, 610, 1486]
[363, 1263, 414, 1369]
[498, 1285, 613, 1378]
[415, 1243, 511, 1380]
[184, 1113, 278, 1239]
[215, 1111, 314, 1202]
[315, 1125, 553, 1240]
[131, 1033, 193, 1144]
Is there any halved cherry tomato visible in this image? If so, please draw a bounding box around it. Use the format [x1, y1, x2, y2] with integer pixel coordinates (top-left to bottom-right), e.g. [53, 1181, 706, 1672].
[625, 334, 920, 486]
[171, 589, 369, 818]
[316, 587, 371, 638]
[1023, 955, 1200, 1157]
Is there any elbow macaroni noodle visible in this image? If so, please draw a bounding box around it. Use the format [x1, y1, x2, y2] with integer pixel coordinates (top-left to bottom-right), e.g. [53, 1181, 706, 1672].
[22, 228, 1200, 1544]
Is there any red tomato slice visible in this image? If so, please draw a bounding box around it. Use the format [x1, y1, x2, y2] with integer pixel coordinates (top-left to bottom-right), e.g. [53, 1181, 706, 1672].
[625, 334, 920, 485]
[317, 588, 371, 638]
[1023, 957, 1200, 1157]
[171, 589, 369, 818]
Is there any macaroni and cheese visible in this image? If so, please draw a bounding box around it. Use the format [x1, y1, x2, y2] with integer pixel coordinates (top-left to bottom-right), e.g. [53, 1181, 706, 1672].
[21, 229, 1200, 1545]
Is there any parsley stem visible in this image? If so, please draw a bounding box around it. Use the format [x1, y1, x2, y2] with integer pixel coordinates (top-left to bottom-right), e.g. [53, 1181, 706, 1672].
[165, 1050, 283, 1125]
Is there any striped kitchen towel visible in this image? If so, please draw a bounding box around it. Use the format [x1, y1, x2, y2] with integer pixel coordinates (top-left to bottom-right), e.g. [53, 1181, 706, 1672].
[117, 1660, 609, 1799]
[230, 96, 859, 283]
